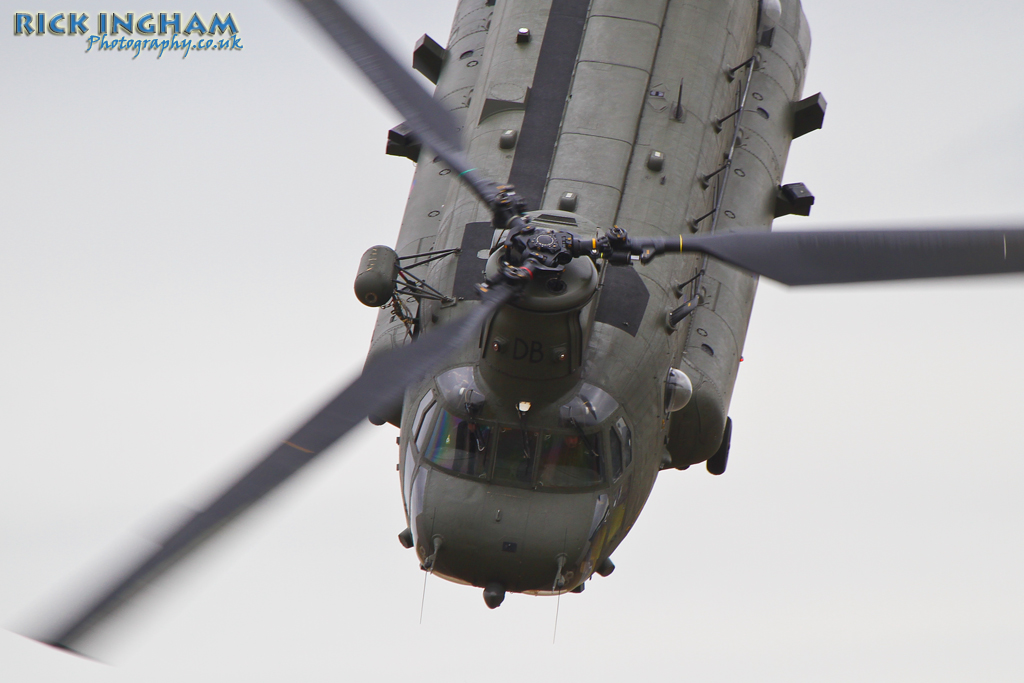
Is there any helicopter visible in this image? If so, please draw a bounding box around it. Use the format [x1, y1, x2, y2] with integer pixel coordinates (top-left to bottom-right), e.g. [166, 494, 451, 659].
[6, 0, 1024, 679]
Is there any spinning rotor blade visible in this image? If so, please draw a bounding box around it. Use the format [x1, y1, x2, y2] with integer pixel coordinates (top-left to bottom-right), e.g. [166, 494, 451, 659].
[292, 0, 498, 206]
[654, 227, 1024, 285]
[31, 282, 518, 656]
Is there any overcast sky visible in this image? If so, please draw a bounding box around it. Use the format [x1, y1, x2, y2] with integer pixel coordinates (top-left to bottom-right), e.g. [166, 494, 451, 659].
[2, 1, 1023, 681]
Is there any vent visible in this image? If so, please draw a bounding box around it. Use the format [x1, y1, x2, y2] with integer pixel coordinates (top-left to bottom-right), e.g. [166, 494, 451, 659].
[534, 213, 578, 226]
[792, 92, 827, 139]
[412, 34, 445, 85]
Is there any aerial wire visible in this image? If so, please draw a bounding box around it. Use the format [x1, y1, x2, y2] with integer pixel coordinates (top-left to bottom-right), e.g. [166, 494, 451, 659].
[553, 590, 562, 645]
[419, 511, 438, 625]
[552, 532, 568, 644]
[418, 569, 429, 626]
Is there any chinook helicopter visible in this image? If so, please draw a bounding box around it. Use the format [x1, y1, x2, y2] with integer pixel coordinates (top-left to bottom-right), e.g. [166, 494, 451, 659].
[18, 0, 1024, 659]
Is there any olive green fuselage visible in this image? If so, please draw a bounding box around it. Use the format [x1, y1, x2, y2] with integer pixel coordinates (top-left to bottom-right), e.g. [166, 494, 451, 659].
[367, 0, 812, 593]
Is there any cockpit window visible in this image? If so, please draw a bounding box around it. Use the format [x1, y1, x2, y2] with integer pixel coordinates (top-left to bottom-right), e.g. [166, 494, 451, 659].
[610, 427, 623, 479]
[414, 399, 437, 454]
[615, 417, 632, 469]
[418, 405, 618, 489]
[493, 427, 537, 485]
[537, 432, 602, 488]
[422, 410, 491, 477]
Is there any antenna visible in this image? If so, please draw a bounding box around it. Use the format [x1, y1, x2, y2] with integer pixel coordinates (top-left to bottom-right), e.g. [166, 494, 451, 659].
[552, 549, 567, 644]
[418, 570, 429, 625]
[420, 524, 441, 625]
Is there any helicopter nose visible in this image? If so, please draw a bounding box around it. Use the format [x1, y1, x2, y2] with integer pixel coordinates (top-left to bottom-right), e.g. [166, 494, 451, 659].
[411, 468, 605, 593]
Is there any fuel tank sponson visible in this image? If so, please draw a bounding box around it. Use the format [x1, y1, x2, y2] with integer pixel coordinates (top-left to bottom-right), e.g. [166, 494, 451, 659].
[664, 0, 812, 468]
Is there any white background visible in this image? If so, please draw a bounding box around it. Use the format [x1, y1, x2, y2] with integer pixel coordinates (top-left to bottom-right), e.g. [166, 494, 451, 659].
[2, 1, 1023, 680]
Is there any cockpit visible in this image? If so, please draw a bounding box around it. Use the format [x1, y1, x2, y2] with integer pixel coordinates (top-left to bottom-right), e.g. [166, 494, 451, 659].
[399, 365, 635, 594]
[405, 367, 633, 492]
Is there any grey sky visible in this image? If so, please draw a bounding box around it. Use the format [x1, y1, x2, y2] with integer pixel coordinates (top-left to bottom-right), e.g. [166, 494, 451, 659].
[2, 1, 1023, 680]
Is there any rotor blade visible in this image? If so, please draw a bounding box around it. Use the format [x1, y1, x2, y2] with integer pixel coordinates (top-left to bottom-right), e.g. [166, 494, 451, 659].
[31, 282, 517, 655]
[291, 0, 498, 206]
[681, 228, 1024, 285]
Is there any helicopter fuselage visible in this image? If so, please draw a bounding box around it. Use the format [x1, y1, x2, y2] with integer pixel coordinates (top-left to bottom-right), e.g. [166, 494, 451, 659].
[366, 0, 815, 595]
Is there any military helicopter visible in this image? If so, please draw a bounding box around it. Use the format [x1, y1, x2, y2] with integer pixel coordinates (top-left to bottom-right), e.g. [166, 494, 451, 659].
[7, 0, 1024, 672]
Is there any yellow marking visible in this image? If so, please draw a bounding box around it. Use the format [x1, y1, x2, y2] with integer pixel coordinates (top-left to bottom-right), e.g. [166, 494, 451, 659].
[679, 235, 683, 252]
[592, 238, 597, 251]
[284, 440, 314, 454]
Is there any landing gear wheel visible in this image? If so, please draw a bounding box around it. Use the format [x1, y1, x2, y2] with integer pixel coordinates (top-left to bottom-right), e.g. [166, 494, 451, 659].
[706, 417, 732, 475]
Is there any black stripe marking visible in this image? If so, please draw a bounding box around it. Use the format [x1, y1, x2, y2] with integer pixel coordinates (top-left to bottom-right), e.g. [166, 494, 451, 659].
[595, 265, 649, 337]
[452, 221, 496, 299]
[506, 0, 591, 210]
